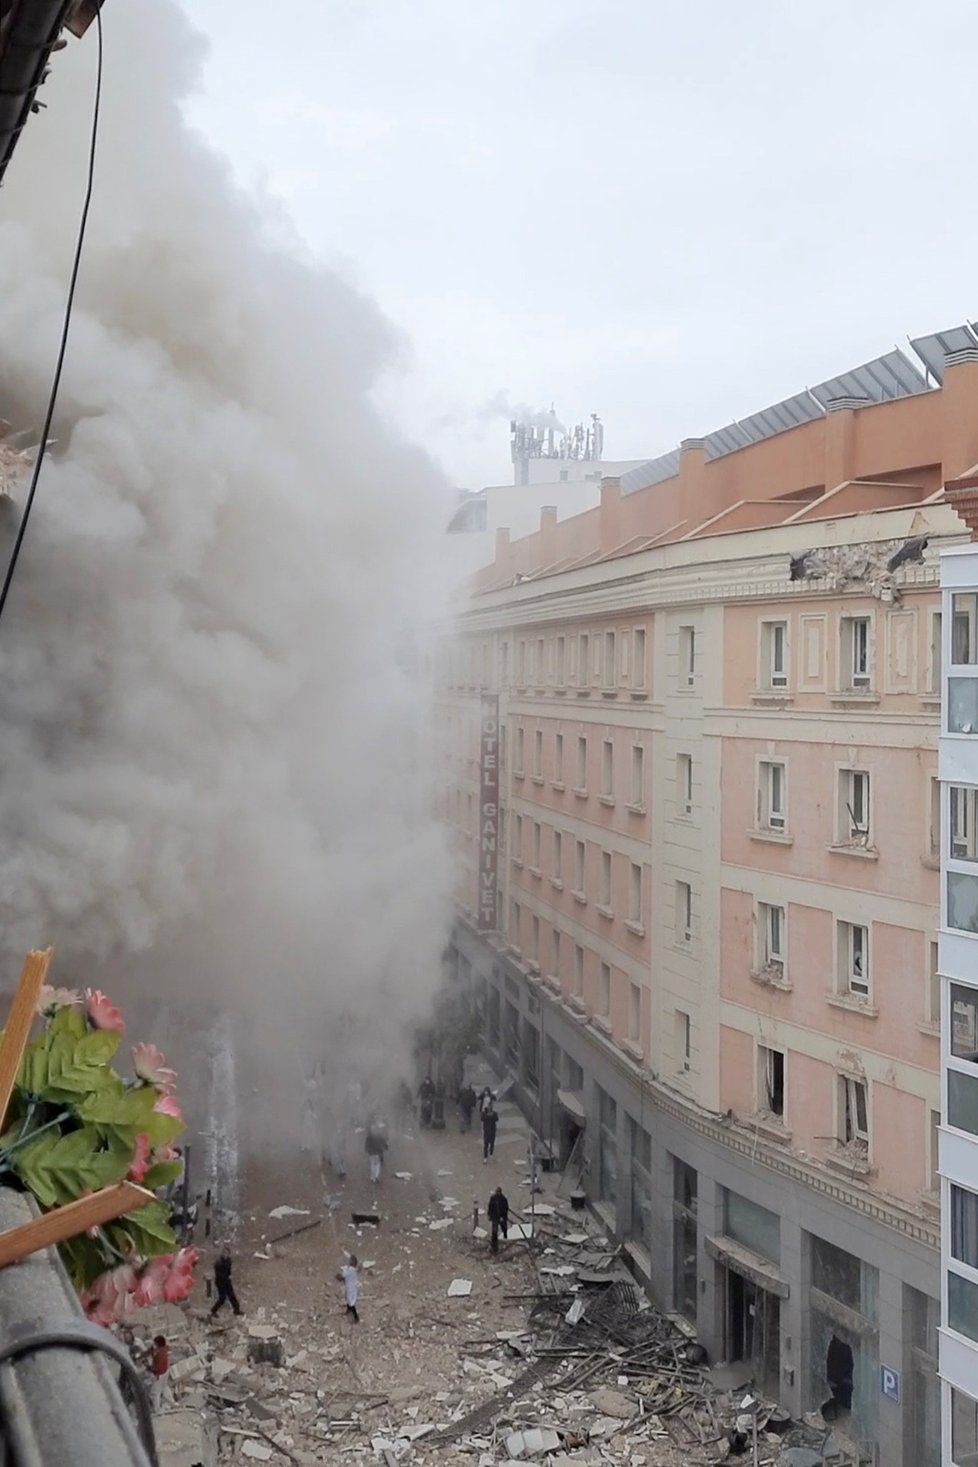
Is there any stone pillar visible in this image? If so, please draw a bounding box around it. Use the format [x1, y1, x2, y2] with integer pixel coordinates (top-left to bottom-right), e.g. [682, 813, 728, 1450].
[779, 1215, 804, 1418]
[696, 1174, 724, 1362]
[877, 1267, 907, 1467]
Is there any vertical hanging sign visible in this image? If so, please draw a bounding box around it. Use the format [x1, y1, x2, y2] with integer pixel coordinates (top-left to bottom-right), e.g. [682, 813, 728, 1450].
[477, 694, 500, 930]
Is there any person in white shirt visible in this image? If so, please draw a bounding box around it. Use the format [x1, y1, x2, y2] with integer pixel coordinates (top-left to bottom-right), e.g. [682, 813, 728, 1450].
[337, 1255, 360, 1323]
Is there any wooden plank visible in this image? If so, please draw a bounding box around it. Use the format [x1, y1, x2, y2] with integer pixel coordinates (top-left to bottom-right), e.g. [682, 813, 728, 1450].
[0, 1181, 154, 1270]
[0, 948, 54, 1131]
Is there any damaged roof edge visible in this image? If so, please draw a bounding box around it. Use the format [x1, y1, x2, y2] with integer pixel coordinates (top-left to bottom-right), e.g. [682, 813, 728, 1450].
[0, 0, 86, 187]
[0, 1187, 154, 1467]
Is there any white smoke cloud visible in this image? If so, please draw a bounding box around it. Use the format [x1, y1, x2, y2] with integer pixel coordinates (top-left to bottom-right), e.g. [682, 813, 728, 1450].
[0, 3, 454, 1154]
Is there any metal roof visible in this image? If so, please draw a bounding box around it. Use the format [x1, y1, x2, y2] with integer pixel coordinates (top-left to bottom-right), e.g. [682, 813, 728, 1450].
[622, 326, 978, 497]
[910, 323, 978, 384]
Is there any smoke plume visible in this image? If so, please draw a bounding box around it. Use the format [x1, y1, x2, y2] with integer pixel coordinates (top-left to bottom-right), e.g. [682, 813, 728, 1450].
[0, 3, 453, 1164]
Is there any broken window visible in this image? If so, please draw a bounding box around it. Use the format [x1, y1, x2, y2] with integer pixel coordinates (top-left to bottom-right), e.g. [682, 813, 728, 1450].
[839, 1075, 869, 1150]
[841, 615, 872, 690]
[677, 754, 693, 815]
[953, 593, 978, 665]
[837, 768, 870, 843]
[599, 962, 611, 1016]
[761, 620, 788, 689]
[838, 921, 870, 998]
[757, 902, 785, 975]
[758, 1045, 785, 1118]
[757, 760, 786, 831]
[951, 786, 978, 860]
[679, 625, 695, 688]
[677, 881, 692, 942]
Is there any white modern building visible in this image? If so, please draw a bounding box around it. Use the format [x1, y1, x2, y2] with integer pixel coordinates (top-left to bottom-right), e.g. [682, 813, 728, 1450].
[940, 542, 978, 1466]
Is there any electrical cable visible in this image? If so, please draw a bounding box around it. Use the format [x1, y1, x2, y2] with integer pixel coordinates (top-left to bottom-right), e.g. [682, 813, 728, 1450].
[0, 6, 103, 629]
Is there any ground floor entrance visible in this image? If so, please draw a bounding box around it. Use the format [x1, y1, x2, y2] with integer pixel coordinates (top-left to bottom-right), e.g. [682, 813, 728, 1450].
[725, 1268, 781, 1400]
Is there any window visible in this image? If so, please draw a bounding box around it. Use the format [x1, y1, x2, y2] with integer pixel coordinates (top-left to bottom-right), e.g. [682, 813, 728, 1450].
[618, 630, 631, 687]
[601, 739, 614, 799]
[630, 744, 644, 808]
[577, 632, 589, 687]
[512, 812, 523, 865]
[517, 641, 527, 687]
[952, 1386, 978, 1465]
[762, 620, 788, 689]
[841, 615, 872, 689]
[951, 1184, 978, 1269]
[467, 792, 473, 831]
[928, 940, 940, 1025]
[757, 760, 786, 831]
[531, 821, 541, 870]
[632, 627, 647, 689]
[573, 944, 584, 997]
[575, 735, 587, 792]
[600, 850, 612, 908]
[677, 1010, 691, 1071]
[574, 839, 586, 897]
[530, 914, 539, 962]
[554, 732, 564, 784]
[677, 881, 692, 942]
[551, 928, 561, 978]
[758, 902, 785, 973]
[535, 637, 544, 686]
[628, 983, 641, 1042]
[928, 610, 942, 694]
[629, 863, 643, 926]
[552, 830, 563, 883]
[758, 1045, 785, 1118]
[929, 776, 941, 859]
[532, 729, 542, 779]
[555, 636, 566, 686]
[599, 961, 611, 1016]
[952, 785, 978, 860]
[679, 625, 695, 687]
[510, 900, 521, 950]
[953, 593, 978, 665]
[951, 983, 978, 1063]
[837, 768, 871, 843]
[603, 630, 616, 689]
[839, 1075, 869, 1150]
[515, 725, 525, 775]
[838, 921, 870, 998]
[677, 754, 693, 816]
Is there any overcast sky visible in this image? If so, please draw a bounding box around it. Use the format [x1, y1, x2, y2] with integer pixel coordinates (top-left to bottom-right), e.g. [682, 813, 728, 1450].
[181, 0, 978, 490]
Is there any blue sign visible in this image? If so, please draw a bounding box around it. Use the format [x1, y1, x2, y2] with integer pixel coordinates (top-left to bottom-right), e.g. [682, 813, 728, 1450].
[881, 1365, 901, 1403]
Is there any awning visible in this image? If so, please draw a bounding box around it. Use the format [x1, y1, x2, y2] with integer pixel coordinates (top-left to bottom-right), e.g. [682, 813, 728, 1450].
[557, 1088, 586, 1122]
[705, 1234, 789, 1299]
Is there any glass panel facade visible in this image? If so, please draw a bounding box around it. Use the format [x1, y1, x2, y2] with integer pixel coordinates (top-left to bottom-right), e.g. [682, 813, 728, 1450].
[949, 677, 978, 734]
[628, 1119, 652, 1253]
[949, 871, 978, 933]
[949, 1068, 978, 1136]
[952, 983, 978, 1062]
[952, 1386, 978, 1466]
[725, 1191, 781, 1264]
[949, 1271, 978, 1345]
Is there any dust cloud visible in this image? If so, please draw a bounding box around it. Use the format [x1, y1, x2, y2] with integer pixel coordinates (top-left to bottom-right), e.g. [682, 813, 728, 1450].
[0, 2, 454, 1171]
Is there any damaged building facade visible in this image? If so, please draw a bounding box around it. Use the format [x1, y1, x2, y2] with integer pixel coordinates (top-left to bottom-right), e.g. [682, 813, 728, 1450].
[437, 333, 978, 1467]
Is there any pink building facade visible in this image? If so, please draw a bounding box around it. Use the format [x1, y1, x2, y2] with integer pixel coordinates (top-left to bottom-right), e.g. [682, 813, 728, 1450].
[439, 340, 978, 1465]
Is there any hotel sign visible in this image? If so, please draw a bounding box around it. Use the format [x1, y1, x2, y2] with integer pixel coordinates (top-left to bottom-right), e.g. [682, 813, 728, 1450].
[477, 694, 500, 930]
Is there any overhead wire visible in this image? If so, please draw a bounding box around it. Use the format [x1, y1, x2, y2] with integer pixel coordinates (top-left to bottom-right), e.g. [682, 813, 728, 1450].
[0, 7, 104, 629]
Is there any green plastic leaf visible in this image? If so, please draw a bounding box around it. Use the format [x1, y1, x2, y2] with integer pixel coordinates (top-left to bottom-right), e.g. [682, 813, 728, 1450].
[14, 1125, 131, 1207]
[111, 1198, 177, 1258]
[141, 1160, 182, 1190]
[47, 1006, 87, 1041]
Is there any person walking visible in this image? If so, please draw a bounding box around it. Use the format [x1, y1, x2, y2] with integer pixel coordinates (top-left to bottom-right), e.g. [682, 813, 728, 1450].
[149, 1334, 173, 1411]
[418, 1075, 435, 1129]
[365, 1121, 389, 1184]
[210, 1245, 242, 1317]
[478, 1085, 495, 1116]
[458, 1083, 476, 1133]
[338, 1254, 360, 1323]
[481, 1101, 498, 1163]
[487, 1185, 509, 1253]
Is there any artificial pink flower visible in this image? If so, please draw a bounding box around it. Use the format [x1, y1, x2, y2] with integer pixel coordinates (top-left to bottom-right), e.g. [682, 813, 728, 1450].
[128, 1132, 152, 1184]
[85, 988, 125, 1033]
[154, 1094, 183, 1123]
[36, 985, 82, 1016]
[82, 1263, 137, 1325]
[131, 1042, 178, 1093]
[133, 1255, 169, 1308]
[163, 1246, 198, 1302]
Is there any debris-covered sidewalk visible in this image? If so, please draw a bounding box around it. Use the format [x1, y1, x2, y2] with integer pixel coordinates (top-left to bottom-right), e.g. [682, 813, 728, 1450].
[145, 1093, 859, 1467]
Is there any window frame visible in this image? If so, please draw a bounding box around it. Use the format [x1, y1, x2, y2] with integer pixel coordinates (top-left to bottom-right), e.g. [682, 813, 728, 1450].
[757, 1043, 786, 1120]
[676, 880, 692, 943]
[838, 1073, 869, 1151]
[677, 753, 693, 817]
[837, 919, 871, 999]
[679, 625, 695, 689]
[756, 758, 787, 833]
